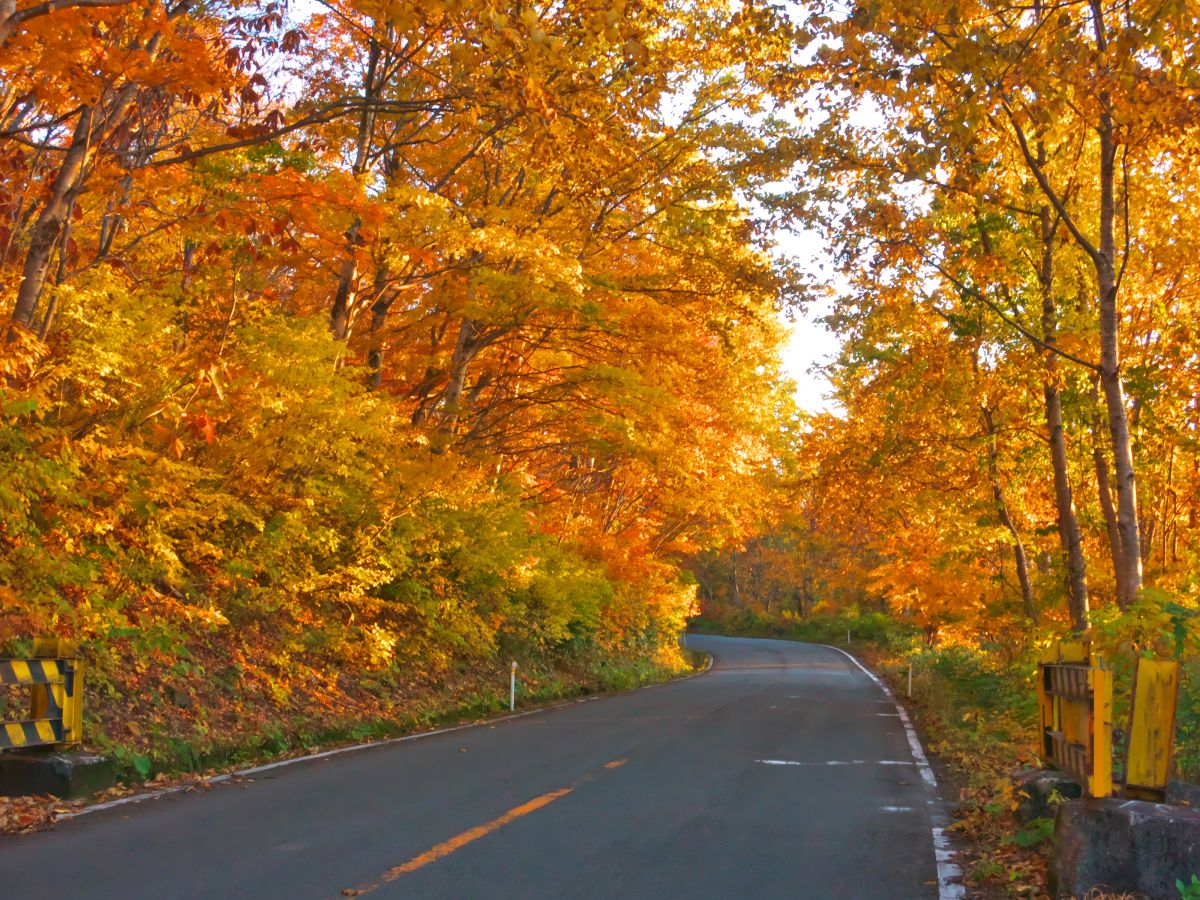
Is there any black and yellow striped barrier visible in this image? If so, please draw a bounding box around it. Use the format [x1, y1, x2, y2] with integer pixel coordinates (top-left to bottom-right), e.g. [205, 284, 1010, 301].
[1, 638, 83, 751]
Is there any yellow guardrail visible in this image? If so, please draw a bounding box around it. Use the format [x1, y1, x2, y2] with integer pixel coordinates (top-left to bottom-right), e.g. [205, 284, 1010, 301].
[0, 638, 83, 751]
[1038, 639, 1181, 801]
[1037, 640, 1113, 798]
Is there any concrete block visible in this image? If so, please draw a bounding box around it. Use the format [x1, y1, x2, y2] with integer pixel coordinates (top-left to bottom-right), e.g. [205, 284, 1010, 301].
[0, 750, 116, 798]
[1050, 798, 1200, 899]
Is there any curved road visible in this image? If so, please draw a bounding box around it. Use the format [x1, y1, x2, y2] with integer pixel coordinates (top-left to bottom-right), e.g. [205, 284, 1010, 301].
[0, 636, 958, 899]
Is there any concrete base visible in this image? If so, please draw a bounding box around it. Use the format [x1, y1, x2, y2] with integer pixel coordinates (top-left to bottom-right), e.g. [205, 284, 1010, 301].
[1050, 798, 1200, 899]
[0, 751, 116, 798]
[1013, 768, 1082, 824]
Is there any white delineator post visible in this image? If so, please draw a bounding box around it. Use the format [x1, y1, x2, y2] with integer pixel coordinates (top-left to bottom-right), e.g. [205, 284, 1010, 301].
[510, 661, 517, 711]
[908, 659, 913, 698]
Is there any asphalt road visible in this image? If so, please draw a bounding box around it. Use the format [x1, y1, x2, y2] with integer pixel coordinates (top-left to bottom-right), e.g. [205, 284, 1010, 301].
[0, 636, 955, 899]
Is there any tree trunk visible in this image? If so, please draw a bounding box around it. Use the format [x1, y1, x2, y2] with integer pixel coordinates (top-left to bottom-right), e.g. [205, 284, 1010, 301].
[982, 404, 1037, 623]
[365, 272, 393, 391]
[1095, 218, 1142, 606]
[1089, 377, 1128, 606]
[1163, 446, 1177, 567]
[330, 39, 381, 340]
[366, 302, 388, 390]
[1091, 0, 1143, 605]
[11, 26, 160, 328]
[35, 204, 74, 339]
[330, 233, 359, 340]
[1039, 196, 1089, 631]
[730, 551, 742, 607]
[1045, 382, 1088, 630]
[439, 317, 478, 434]
[12, 107, 96, 328]
[0, 0, 17, 45]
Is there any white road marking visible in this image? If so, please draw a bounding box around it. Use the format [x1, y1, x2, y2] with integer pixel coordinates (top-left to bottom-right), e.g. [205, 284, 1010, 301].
[881, 806, 914, 813]
[756, 759, 916, 767]
[823, 645, 965, 900]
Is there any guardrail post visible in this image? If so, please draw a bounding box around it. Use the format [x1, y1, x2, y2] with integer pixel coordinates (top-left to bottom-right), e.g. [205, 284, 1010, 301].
[1089, 655, 1113, 799]
[1037, 642, 1057, 762]
[38, 638, 82, 745]
[510, 661, 517, 712]
[30, 639, 74, 745]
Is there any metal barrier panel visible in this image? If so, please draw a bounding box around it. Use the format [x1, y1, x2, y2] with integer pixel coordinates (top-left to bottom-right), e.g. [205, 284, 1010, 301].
[1037, 640, 1113, 798]
[1124, 657, 1180, 800]
[0, 639, 82, 751]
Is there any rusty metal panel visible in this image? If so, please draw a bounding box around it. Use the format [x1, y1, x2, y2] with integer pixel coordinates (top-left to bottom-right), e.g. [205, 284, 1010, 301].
[1124, 658, 1180, 799]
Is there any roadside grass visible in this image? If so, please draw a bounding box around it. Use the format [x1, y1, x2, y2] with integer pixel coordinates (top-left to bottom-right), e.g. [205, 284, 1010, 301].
[93, 650, 701, 782]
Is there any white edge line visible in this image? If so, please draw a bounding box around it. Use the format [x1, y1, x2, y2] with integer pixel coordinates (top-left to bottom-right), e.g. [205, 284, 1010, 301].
[822, 644, 965, 900]
[755, 759, 916, 767]
[63, 650, 717, 821]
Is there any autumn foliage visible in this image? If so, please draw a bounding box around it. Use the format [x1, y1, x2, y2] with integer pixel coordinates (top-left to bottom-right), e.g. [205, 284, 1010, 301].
[7, 0, 1200, 771]
[700, 0, 1200, 653]
[0, 0, 799, 754]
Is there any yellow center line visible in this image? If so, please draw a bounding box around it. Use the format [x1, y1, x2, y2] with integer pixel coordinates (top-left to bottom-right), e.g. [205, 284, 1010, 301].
[342, 757, 630, 896]
[384, 787, 572, 880]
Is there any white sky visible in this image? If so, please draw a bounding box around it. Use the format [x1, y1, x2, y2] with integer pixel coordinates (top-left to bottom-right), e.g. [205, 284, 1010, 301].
[773, 225, 839, 414]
